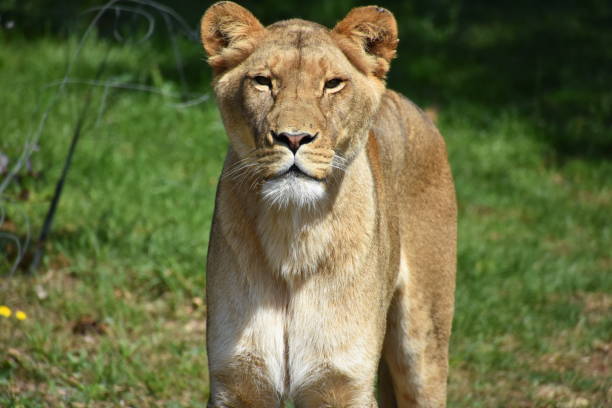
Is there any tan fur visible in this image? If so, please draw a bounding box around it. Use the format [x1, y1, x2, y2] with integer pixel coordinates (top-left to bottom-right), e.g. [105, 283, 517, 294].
[201, 3, 456, 407]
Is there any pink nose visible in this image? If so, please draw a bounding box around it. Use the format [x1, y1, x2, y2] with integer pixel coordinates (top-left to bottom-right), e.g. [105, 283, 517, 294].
[273, 131, 317, 153]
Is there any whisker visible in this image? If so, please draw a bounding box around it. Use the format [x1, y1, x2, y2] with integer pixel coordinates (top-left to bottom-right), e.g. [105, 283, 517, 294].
[222, 149, 261, 180]
[331, 154, 348, 172]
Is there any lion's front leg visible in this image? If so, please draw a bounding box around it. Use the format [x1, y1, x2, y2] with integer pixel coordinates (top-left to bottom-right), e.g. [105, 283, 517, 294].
[206, 301, 286, 408]
[206, 241, 286, 407]
[293, 373, 379, 408]
[287, 273, 384, 408]
[208, 358, 280, 408]
[380, 249, 454, 408]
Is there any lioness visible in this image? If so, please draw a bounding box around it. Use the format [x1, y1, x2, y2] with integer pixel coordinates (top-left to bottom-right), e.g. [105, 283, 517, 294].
[201, 2, 456, 407]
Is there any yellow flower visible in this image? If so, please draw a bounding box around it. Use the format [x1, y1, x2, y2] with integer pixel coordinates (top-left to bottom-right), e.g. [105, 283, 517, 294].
[0, 305, 11, 318]
[15, 310, 27, 321]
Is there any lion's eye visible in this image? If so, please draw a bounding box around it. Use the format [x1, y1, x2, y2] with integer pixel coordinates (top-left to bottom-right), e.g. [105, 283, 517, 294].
[324, 78, 343, 90]
[254, 76, 272, 88]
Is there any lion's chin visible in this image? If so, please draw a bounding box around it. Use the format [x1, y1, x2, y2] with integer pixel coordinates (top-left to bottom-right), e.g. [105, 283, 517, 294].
[260, 173, 326, 209]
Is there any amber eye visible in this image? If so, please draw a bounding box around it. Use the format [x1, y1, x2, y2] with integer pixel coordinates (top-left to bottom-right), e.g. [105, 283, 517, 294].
[324, 78, 343, 90]
[254, 76, 272, 88]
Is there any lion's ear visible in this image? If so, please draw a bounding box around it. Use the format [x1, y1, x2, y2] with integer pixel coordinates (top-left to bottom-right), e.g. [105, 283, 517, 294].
[200, 1, 265, 73]
[332, 6, 398, 79]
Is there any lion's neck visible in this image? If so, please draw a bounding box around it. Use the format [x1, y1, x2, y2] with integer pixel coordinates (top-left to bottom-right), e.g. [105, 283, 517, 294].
[252, 149, 376, 280]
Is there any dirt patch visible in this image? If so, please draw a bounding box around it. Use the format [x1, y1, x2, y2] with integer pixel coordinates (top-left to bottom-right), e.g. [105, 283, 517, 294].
[72, 315, 108, 336]
[535, 384, 590, 407]
[579, 292, 612, 315]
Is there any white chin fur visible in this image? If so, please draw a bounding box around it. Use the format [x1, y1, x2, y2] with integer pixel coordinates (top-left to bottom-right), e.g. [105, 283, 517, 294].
[261, 174, 326, 209]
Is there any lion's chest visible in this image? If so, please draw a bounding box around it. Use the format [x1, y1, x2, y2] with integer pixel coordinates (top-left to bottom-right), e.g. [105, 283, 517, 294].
[232, 284, 377, 400]
[256, 211, 333, 278]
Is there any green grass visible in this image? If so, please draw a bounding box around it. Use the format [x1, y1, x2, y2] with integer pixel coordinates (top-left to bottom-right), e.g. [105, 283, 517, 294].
[1, 36, 611, 407]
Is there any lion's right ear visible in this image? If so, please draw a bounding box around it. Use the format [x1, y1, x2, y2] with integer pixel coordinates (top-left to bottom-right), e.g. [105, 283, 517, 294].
[200, 1, 265, 73]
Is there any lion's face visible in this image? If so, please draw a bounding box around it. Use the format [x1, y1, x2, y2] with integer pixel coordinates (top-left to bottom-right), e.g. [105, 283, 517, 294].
[201, 3, 398, 208]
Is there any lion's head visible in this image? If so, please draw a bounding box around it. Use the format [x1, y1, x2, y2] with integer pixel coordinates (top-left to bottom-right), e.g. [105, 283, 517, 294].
[201, 2, 398, 208]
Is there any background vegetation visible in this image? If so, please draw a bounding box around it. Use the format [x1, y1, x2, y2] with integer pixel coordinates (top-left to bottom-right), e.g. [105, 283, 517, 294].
[1, 0, 610, 406]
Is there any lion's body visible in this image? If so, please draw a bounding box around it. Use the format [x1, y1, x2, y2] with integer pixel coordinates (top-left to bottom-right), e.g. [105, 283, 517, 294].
[202, 4, 456, 407]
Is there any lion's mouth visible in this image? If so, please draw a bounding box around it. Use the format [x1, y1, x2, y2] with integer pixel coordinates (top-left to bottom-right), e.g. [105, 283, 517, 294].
[277, 164, 322, 181]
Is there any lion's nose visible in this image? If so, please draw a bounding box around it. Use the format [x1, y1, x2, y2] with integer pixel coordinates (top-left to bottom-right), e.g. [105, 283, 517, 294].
[272, 131, 317, 153]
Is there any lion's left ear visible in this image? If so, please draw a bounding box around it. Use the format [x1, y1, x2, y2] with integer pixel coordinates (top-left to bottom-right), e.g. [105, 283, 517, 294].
[331, 6, 398, 79]
[200, 1, 265, 74]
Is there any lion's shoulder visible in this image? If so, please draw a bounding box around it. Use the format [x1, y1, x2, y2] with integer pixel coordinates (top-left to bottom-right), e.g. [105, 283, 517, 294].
[368, 89, 451, 196]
